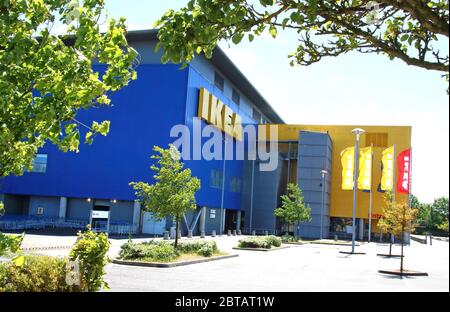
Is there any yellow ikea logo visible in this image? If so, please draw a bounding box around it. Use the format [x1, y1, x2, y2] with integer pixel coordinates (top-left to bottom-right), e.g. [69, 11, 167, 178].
[198, 88, 243, 141]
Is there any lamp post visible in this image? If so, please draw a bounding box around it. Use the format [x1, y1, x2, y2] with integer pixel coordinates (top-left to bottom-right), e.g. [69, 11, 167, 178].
[351, 128, 365, 253]
[320, 170, 328, 240]
[219, 138, 227, 236]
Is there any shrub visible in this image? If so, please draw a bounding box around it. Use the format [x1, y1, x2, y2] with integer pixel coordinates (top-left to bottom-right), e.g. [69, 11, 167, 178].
[69, 227, 110, 292]
[266, 236, 282, 247]
[119, 241, 178, 262]
[118, 242, 149, 260]
[238, 236, 282, 249]
[0, 228, 110, 292]
[281, 235, 300, 243]
[0, 255, 79, 292]
[118, 240, 219, 261]
[144, 242, 178, 262]
[176, 241, 218, 257]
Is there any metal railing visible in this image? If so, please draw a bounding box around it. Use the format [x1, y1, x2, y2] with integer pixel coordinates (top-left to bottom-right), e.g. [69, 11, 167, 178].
[241, 228, 281, 236]
[0, 216, 88, 231]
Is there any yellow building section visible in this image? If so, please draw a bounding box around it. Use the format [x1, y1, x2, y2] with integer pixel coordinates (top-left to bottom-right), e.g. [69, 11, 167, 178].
[259, 125, 412, 221]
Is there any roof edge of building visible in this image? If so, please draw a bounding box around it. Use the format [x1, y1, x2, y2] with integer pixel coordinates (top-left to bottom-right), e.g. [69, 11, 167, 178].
[124, 29, 285, 124]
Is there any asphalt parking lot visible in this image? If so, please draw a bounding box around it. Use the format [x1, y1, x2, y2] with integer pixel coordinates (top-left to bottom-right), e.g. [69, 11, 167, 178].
[14, 233, 449, 292]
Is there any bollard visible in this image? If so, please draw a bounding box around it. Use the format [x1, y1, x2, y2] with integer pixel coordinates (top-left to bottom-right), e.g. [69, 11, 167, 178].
[232, 230, 237, 236]
[334, 235, 338, 242]
[163, 231, 170, 240]
[211, 230, 216, 237]
[430, 234, 433, 246]
[251, 230, 256, 236]
[237, 230, 242, 236]
[264, 230, 269, 236]
[187, 230, 193, 238]
[177, 231, 181, 240]
[227, 230, 232, 236]
[200, 231, 206, 238]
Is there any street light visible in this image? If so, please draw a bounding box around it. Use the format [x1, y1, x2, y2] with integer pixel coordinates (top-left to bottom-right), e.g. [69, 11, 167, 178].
[351, 128, 365, 253]
[320, 170, 328, 240]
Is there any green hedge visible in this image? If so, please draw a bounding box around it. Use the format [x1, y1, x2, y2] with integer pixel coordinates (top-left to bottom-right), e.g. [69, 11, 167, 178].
[118, 240, 219, 261]
[0, 255, 79, 292]
[177, 240, 218, 257]
[0, 228, 110, 292]
[119, 241, 178, 262]
[238, 236, 282, 249]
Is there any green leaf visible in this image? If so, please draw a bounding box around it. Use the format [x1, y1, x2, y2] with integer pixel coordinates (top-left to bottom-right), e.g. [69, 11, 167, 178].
[232, 33, 244, 44]
[269, 25, 277, 38]
[11, 255, 25, 267]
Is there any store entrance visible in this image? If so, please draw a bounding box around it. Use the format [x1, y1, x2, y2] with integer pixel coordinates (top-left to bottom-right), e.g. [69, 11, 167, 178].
[224, 210, 237, 232]
[91, 205, 110, 233]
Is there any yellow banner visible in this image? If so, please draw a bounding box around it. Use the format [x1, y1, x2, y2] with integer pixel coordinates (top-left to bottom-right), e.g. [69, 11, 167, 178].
[381, 146, 395, 191]
[358, 147, 373, 190]
[341, 147, 355, 190]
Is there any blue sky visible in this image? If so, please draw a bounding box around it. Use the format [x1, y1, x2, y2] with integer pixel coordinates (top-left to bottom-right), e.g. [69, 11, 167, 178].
[104, 0, 449, 203]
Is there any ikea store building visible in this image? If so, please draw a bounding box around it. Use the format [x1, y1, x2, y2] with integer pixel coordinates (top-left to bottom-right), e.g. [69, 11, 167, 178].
[0, 30, 412, 239]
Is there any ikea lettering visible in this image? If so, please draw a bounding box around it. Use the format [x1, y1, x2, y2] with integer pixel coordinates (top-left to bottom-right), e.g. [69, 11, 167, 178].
[198, 88, 243, 141]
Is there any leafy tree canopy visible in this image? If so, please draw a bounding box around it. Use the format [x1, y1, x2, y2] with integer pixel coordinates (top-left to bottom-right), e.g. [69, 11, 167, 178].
[155, 0, 449, 88]
[0, 0, 138, 177]
[416, 196, 448, 231]
[274, 183, 311, 225]
[130, 145, 201, 247]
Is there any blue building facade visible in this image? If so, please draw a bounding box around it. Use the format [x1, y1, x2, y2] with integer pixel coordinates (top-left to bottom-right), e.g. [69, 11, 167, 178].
[0, 30, 287, 236]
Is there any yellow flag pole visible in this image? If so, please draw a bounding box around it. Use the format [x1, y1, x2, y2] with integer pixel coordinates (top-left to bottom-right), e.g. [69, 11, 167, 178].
[368, 144, 373, 242]
[392, 144, 397, 203]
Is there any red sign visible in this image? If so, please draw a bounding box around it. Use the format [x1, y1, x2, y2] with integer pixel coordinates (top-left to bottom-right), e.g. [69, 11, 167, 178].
[368, 213, 383, 219]
[397, 149, 411, 194]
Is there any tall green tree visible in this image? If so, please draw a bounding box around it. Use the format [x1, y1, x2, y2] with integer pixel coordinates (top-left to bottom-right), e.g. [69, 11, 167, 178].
[417, 197, 449, 232]
[274, 183, 311, 238]
[0, 0, 138, 178]
[155, 0, 449, 90]
[130, 145, 201, 249]
[432, 197, 449, 225]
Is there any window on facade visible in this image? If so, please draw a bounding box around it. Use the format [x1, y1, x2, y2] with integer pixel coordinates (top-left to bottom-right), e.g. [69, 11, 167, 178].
[214, 72, 225, 92]
[210, 169, 223, 189]
[232, 88, 240, 106]
[252, 108, 262, 124]
[365, 133, 388, 147]
[29, 154, 48, 173]
[230, 177, 241, 193]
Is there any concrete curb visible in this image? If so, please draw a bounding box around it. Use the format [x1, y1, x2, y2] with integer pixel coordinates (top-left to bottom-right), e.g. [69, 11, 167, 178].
[112, 254, 239, 268]
[410, 236, 427, 244]
[310, 241, 361, 247]
[232, 245, 293, 252]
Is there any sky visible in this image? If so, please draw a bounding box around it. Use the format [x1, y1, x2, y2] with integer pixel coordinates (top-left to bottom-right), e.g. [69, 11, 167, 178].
[103, 0, 449, 204]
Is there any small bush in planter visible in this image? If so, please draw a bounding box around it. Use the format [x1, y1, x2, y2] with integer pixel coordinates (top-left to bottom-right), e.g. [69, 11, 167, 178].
[176, 241, 218, 257]
[119, 240, 220, 262]
[281, 235, 301, 243]
[266, 236, 282, 247]
[238, 236, 282, 249]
